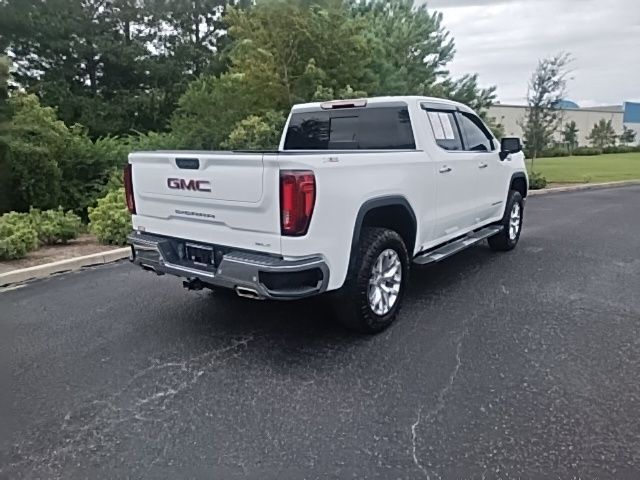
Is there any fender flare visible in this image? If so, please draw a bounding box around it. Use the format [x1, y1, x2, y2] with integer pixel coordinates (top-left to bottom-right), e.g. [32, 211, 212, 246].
[509, 172, 529, 197]
[348, 195, 418, 272]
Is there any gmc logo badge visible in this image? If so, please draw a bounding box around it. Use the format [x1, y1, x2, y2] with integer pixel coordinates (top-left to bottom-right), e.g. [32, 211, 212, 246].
[167, 178, 211, 192]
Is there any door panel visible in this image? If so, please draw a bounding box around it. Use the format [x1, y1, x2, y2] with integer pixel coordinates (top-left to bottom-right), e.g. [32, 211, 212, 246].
[471, 151, 507, 221]
[455, 111, 506, 223]
[424, 109, 479, 241]
[434, 153, 482, 238]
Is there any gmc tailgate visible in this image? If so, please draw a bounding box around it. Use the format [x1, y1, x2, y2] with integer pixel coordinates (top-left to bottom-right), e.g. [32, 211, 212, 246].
[128, 151, 282, 255]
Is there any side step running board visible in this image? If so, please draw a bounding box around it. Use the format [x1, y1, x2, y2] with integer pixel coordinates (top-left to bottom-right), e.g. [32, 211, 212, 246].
[413, 225, 503, 265]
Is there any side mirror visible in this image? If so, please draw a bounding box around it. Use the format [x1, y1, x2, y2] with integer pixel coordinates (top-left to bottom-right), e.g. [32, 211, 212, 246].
[499, 137, 522, 160]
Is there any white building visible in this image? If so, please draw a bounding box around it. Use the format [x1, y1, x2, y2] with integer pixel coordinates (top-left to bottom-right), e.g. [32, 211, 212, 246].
[488, 101, 640, 146]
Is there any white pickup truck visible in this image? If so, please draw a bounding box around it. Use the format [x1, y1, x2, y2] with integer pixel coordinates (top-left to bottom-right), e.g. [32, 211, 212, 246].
[127, 96, 528, 333]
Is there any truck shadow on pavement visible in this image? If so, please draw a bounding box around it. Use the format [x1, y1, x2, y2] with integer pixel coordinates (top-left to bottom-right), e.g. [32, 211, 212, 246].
[176, 244, 500, 346]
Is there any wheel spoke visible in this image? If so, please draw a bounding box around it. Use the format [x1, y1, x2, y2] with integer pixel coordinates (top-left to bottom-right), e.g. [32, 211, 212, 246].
[380, 289, 388, 312]
[368, 248, 402, 315]
[508, 202, 521, 240]
[376, 255, 384, 275]
[383, 264, 399, 279]
[370, 287, 381, 305]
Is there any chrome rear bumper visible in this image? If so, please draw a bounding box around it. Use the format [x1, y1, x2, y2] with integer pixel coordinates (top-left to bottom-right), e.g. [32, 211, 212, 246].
[128, 231, 329, 300]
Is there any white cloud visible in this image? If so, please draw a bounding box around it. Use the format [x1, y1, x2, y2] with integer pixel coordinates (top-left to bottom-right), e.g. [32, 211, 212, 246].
[427, 0, 640, 106]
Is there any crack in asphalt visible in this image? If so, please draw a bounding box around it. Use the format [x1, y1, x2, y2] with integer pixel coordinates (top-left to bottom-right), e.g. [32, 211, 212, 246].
[7, 334, 257, 478]
[411, 326, 468, 479]
[411, 410, 430, 478]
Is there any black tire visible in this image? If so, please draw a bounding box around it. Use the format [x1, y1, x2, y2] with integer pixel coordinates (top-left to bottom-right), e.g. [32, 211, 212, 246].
[332, 227, 409, 334]
[488, 189, 524, 251]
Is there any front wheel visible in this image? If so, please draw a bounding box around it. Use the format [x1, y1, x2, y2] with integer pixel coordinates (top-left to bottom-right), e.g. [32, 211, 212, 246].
[332, 227, 409, 334]
[488, 189, 524, 251]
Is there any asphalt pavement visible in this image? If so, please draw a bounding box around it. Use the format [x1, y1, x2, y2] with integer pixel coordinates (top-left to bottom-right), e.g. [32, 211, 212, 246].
[3, 186, 640, 479]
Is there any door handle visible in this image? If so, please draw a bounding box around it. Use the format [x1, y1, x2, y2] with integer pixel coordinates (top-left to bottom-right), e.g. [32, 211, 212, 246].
[438, 166, 452, 173]
[478, 162, 488, 169]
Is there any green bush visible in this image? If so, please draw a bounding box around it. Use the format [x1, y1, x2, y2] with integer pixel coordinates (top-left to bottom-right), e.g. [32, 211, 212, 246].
[528, 170, 548, 190]
[602, 145, 637, 154]
[0, 207, 82, 260]
[0, 212, 39, 260]
[3, 94, 69, 212]
[29, 207, 82, 245]
[573, 146, 603, 156]
[538, 147, 568, 158]
[88, 187, 131, 245]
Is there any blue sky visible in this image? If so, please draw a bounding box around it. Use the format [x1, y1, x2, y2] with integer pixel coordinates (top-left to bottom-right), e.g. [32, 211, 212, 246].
[428, 0, 640, 106]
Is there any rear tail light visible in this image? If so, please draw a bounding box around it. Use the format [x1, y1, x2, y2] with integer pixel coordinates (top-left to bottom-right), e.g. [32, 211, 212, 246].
[280, 170, 316, 236]
[124, 163, 136, 214]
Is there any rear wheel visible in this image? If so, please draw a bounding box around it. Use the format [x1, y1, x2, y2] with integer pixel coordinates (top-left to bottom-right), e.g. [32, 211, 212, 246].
[488, 189, 524, 251]
[333, 227, 409, 334]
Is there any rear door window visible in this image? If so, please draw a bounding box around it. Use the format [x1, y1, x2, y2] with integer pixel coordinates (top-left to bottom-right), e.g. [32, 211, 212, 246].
[426, 110, 463, 151]
[283, 105, 415, 150]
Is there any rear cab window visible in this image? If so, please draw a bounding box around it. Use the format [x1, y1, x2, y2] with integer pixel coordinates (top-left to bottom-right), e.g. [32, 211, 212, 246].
[283, 103, 415, 150]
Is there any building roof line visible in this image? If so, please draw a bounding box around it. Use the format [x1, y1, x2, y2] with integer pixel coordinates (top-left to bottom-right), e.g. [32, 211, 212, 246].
[491, 104, 624, 114]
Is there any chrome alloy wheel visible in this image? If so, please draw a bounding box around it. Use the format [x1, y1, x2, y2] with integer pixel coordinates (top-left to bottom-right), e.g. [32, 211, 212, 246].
[368, 249, 402, 316]
[509, 202, 521, 240]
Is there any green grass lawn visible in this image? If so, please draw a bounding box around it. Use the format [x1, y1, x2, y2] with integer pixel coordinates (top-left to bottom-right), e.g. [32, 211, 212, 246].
[527, 152, 640, 184]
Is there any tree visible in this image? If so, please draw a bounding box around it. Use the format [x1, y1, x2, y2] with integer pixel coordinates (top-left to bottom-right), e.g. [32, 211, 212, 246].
[0, 0, 233, 137]
[221, 111, 286, 150]
[173, 0, 498, 149]
[350, 0, 495, 112]
[562, 120, 579, 154]
[587, 119, 617, 149]
[171, 0, 378, 149]
[619, 126, 637, 145]
[147, 0, 229, 76]
[3, 94, 67, 211]
[350, 0, 453, 95]
[170, 73, 273, 150]
[485, 116, 505, 140]
[520, 53, 572, 162]
[226, 0, 374, 109]
[0, 55, 9, 107]
[0, 55, 12, 212]
[433, 73, 497, 117]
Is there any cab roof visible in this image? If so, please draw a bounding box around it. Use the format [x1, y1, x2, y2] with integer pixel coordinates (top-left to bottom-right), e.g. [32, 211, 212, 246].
[290, 96, 475, 114]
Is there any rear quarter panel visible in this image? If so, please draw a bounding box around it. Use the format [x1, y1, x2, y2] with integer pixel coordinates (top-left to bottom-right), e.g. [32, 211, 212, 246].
[278, 150, 435, 290]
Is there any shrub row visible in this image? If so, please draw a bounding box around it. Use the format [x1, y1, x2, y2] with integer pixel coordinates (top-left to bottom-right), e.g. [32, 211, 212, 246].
[602, 145, 640, 154]
[537, 147, 570, 158]
[539, 144, 640, 158]
[0, 208, 82, 260]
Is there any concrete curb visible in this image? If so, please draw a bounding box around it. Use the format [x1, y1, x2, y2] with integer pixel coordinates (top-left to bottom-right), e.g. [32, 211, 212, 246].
[0, 247, 130, 287]
[529, 179, 640, 196]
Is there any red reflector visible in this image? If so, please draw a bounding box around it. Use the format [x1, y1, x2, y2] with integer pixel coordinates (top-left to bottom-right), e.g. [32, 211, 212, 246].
[124, 164, 136, 214]
[280, 170, 316, 236]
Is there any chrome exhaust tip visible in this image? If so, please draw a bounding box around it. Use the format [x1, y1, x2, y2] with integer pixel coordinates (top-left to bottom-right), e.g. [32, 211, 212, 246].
[235, 286, 262, 300]
[140, 263, 164, 275]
